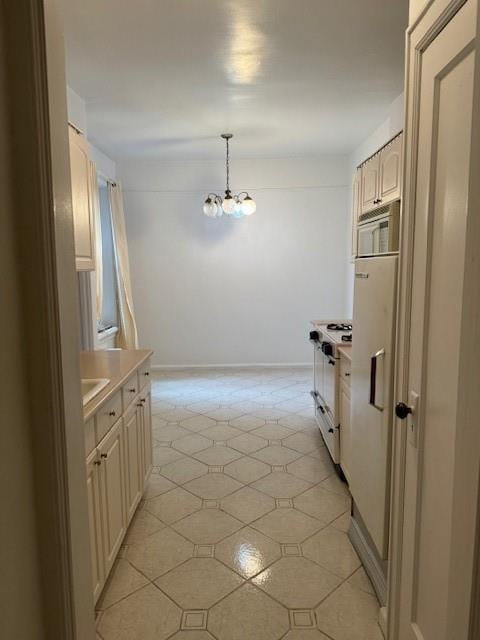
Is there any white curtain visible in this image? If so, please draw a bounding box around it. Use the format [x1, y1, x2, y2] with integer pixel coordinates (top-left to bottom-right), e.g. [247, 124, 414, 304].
[108, 182, 139, 349]
[89, 161, 103, 323]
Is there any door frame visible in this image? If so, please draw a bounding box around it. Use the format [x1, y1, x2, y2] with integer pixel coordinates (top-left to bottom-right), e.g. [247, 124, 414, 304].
[387, 0, 480, 638]
[3, 0, 95, 637]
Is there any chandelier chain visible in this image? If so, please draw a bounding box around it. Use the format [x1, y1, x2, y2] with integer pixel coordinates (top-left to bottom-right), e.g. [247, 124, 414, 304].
[226, 136, 230, 192]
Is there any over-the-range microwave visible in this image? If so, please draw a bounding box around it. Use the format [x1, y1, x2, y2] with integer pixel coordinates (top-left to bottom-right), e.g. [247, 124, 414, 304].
[356, 200, 400, 257]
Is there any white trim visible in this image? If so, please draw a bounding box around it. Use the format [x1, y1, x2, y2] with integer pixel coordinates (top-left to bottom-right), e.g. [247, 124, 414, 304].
[151, 362, 311, 370]
[349, 517, 387, 605]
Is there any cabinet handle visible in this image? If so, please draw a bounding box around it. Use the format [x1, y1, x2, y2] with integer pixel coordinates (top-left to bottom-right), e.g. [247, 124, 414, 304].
[140, 397, 146, 403]
[345, 372, 351, 377]
[100, 453, 108, 459]
[144, 371, 150, 376]
[94, 460, 101, 466]
[109, 410, 116, 417]
[136, 403, 143, 407]
[129, 388, 136, 393]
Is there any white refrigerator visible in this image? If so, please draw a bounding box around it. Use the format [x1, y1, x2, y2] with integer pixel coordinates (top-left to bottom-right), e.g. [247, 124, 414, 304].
[350, 255, 398, 561]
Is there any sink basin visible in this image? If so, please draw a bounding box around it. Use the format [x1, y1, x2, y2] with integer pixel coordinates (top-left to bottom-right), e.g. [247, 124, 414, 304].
[81, 378, 110, 406]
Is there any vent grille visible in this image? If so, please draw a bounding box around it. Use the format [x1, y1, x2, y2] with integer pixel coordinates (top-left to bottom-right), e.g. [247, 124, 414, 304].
[358, 204, 391, 224]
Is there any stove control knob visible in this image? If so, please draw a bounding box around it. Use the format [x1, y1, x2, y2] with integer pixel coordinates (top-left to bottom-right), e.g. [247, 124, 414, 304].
[309, 331, 320, 342]
[321, 341, 333, 357]
[395, 402, 413, 420]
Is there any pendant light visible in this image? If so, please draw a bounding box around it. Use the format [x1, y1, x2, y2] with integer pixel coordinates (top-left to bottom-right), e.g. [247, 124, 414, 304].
[203, 134, 256, 218]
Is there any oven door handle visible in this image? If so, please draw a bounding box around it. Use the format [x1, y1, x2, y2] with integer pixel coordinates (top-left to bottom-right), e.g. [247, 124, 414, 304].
[369, 348, 385, 412]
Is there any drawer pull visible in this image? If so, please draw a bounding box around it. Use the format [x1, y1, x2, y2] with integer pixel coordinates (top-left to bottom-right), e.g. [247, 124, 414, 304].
[94, 460, 101, 466]
[100, 453, 108, 459]
[109, 410, 116, 417]
[144, 371, 150, 376]
[345, 372, 351, 377]
[140, 397, 146, 403]
[129, 388, 136, 393]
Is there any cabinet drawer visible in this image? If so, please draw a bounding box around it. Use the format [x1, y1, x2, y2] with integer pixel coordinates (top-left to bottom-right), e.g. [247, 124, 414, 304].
[122, 373, 139, 410]
[339, 356, 351, 387]
[138, 359, 151, 390]
[84, 418, 96, 457]
[95, 392, 122, 443]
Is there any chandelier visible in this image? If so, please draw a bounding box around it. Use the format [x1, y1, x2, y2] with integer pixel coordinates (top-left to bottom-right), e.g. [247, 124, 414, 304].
[203, 134, 256, 218]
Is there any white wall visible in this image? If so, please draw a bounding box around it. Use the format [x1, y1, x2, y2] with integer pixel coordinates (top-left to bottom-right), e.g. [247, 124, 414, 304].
[119, 156, 350, 366]
[345, 92, 405, 315]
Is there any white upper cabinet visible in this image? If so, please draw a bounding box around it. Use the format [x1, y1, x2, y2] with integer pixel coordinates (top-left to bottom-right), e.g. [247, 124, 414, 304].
[68, 125, 96, 271]
[351, 167, 362, 259]
[359, 132, 403, 215]
[360, 153, 381, 214]
[379, 133, 403, 204]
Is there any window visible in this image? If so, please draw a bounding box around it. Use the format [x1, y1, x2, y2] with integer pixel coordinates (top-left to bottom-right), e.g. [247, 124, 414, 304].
[97, 183, 118, 334]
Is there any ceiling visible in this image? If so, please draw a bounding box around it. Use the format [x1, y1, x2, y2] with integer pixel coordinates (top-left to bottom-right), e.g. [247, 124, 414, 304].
[63, 0, 408, 160]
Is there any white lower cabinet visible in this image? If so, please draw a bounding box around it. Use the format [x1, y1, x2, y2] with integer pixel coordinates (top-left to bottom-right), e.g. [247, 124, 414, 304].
[84, 362, 152, 604]
[123, 404, 143, 523]
[339, 381, 352, 485]
[86, 449, 104, 603]
[98, 420, 126, 576]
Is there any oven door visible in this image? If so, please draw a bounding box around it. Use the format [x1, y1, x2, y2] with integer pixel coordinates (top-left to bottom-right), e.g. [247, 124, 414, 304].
[312, 340, 325, 410]
[323, 354, 337, 422]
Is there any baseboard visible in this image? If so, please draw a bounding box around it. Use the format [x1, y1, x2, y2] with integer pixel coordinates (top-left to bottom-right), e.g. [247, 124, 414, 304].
[151, 362, 311, 370]
[348, 516, 387, 606]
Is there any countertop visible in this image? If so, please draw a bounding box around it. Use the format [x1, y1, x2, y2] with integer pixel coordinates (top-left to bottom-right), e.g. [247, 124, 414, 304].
[80, 349, 153, 421]
[337, 346, 352, 361]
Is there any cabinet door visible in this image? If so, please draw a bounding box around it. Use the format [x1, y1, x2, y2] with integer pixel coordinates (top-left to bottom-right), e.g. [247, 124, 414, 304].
[123, 405, 143, 523]
[379, 133, 403, 205]
[86, 449, 104, 603]
[339, 381, 352, 486]
[139, 388, 153, 486]
[97, 421, 126, 575]
[360, 153, 380, 214]
[68, 125, 95, 271]
[351, 168, 362, 259]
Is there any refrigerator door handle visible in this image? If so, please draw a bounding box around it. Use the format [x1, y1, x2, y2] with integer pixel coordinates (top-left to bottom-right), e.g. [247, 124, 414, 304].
[369, 348, 385, 411]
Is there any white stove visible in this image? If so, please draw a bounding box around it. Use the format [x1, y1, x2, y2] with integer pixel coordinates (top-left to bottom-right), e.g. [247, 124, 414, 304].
[309, 320, 352, 466]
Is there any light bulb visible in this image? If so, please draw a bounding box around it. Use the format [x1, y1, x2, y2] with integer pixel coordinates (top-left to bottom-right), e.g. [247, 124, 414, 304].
[233, 201, 244, 218]
[241, 195, 256, 216]
[222, 193, 237, 215]
[203, 198, 217, 217]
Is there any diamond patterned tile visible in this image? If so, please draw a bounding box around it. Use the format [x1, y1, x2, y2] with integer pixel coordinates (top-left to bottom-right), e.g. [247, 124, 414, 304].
[283, 432, 326, 455]
[183, 472, 243, 499]
[208, 583, 289, 640]
[294, 485, 350, 523]
[172, 507, 243, 544]
[278, 415, 317, 431]
[193, 445, 243, 465]
[169, 632, 215, 640]
[160, 457, 208, 484]
[200, 423, 243, 441]
[126, 527, 194, 579]
[331, 511, 351, 532]
[172, 433, 213, 454]
[252, 508, 323, 543]
[315, 582, 383, 640]
[221, 486, 275, 523]
[251, 424, 293, 440]
[252, 556, 341, 608]
[289, 610, 316, 629]
[228, 432, 268, 454]
[252, 471, 311, 499]
[319, 474, 350, 496]
[287, 456, 334, 484]
[159, 409, 196, 423]
[180, 610, 208, 630]
[145, 487, 202, 524]
[229, 415, 266, 431]
[156, 558, 243, 608]
[252, 445, 302, 465]
[96, 559, 149, 610]
[124, 509, 165, 544]
[347, 566, 376, 595]
[152, 446, 184, 467]
[180, 416, 218, 432]
[203, 407, 247, 421]
[215, 527, 281, 578]
[143, 474, 177, 500]
[282, 630, 330, 640]
[303, 526, 361, 578]
[97, 584, 181, 640]
[251, 407, 289, 420]
[224, 456, 271, 483]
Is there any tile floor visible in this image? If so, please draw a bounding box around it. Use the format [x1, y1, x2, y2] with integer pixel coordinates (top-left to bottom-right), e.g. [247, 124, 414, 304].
[96, 367, 382, 640]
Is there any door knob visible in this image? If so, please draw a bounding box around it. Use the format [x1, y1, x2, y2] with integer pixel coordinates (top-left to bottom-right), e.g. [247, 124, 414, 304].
[395, 402, 413, 420]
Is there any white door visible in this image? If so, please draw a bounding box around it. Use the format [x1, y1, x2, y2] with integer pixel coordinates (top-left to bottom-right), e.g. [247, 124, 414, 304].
[350, 255, 397, 560]
[361, 153, 381, 213]
[379, 133, 403, 205]
[85, 450, 104, 603]
[97, 420, 126, 575]
[395, 1, 480, 638]
[123, 405, 142, 523]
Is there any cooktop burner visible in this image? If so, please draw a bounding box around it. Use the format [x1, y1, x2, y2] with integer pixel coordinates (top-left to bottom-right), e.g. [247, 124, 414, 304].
[327, 323, 353, 332]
